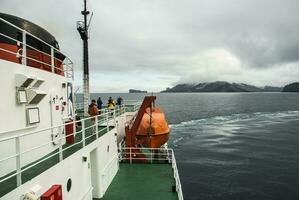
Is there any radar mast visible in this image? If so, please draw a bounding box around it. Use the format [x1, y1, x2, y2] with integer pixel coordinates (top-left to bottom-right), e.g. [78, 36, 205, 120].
[77, 0, 90, 116]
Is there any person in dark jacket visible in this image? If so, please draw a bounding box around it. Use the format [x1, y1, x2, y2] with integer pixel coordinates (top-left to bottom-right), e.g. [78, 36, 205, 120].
[97, 97, 103, 114]
[117, 96, 123, 106]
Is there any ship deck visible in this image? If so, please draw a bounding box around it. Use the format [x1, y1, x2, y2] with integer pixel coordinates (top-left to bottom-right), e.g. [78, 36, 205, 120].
[0, 121, 114, 197]
[0, 105, 183, 200]
[98, 163, 178, 200]
[0, 106, 135, 198]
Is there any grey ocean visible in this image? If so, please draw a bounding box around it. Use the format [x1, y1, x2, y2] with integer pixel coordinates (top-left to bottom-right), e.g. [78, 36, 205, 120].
[86, 93, 299, 200]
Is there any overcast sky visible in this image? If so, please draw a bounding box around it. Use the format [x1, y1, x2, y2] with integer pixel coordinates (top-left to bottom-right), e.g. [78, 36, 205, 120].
[2, 0, 299, 92]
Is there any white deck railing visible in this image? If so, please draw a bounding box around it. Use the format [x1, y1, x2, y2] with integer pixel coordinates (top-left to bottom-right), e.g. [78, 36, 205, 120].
[75, 100, 141, 112]
[0, 103, 140, 191]
[0, 17, 73, 79]
[118, 147, 184, 200]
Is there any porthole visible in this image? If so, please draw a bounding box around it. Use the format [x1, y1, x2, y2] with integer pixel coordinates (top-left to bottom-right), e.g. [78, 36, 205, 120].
[67, 178, 72, 192]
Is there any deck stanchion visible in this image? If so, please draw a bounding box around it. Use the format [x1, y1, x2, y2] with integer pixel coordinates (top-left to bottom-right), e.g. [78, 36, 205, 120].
[73, 116, 76, 139]
[130, 148, 132, 164]
[21, 31, 26, 65]
[58, 126, 63, 161]
[113, 109, 116, 126]
[15, 137, 22, 186]
[106, 111, 109, 132]
[82, 119, 86, 147]
[51, 47, 54, 73]
[95, 116, 99, 139]
[150, 150, 153, 164]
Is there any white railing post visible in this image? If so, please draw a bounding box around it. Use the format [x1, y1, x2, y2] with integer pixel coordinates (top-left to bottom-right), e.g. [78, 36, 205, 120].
[22, 31, 26, 65]
[73, 117, 76, 138]
[130, 148, 132, 164]
[51, 47, 54, 73]
[82, 119, 86, 147]
[150, 149, 153, 164]
[106, 111, 109, 132]
[113, 109, 116, 126]
[172, 150, 175, 168]
[95, 116, 99, 139]
[58, 127, 63, 161]
[15, 137, 22, 186]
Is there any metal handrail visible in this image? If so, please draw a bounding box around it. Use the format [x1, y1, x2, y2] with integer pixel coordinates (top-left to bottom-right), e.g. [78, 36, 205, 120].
[0, 17, 64, 57]
[0, 105, 125, 139]
[172, 154, 184, 200]
[0, 103, 140, 188]
[118, 147, 184, 200]
[75, 102, 141, 114]
[0, 17, 73, 78]
[0, 102, 140, 137]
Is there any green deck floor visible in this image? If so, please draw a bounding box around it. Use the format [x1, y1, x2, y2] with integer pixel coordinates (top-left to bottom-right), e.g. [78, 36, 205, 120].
[101, 163, 178, 200]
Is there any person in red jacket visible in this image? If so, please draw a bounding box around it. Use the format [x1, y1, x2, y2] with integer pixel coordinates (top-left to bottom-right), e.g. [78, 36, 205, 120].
[88, 99, 98, 134]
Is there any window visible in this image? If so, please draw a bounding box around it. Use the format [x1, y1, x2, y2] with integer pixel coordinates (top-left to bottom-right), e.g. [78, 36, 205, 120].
[26, 107, 40, 125]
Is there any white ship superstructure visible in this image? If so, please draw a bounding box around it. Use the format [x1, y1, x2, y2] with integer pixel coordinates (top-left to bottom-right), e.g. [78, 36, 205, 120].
[0, 13, 183, 200]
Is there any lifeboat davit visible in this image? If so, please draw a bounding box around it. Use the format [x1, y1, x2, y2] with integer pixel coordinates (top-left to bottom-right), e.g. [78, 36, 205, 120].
[136, 107, 169, 148]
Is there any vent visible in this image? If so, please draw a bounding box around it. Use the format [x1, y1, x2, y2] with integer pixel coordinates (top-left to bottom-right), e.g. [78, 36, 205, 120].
[26, 89, 47, 104]
[15, 74, 34, 88]
[31, 78, 44, 88]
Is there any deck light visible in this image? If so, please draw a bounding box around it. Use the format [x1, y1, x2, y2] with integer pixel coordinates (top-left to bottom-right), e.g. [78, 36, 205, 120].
[17, 89, 28, 104]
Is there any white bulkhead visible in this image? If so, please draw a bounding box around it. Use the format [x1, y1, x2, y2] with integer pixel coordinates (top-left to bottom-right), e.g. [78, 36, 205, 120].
[1, 118, 128, 200]
[0, 59, 73, 178]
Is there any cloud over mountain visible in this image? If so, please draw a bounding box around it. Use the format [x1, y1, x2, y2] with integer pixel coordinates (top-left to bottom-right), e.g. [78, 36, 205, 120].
[2, 0, 299, 92]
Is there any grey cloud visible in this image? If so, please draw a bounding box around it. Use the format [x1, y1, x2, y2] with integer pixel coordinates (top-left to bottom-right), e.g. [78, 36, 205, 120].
[2, 0, 299, 91]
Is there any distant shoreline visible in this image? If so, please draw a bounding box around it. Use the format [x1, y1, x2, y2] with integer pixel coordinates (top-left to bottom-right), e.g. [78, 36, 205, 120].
[161, 81, 299, 93]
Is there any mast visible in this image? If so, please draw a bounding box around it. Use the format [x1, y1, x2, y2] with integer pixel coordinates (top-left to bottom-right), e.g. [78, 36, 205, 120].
[77, 0, 90, 116]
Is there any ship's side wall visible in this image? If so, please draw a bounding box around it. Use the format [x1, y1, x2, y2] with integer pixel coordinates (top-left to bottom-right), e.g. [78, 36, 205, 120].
[1, 119, 125, 200]
[0, 60, 71, 177]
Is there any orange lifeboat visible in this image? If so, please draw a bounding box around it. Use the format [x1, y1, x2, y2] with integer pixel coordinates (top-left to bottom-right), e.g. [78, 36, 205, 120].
[136, 107, 170, 148]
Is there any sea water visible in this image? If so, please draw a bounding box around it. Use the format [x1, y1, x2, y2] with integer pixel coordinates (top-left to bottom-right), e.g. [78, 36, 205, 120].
[86, 93, 299, 200]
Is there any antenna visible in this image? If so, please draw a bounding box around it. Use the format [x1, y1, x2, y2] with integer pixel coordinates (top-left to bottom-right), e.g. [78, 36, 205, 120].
[77, 0, 90, 116]
[87, 12, 93, 31]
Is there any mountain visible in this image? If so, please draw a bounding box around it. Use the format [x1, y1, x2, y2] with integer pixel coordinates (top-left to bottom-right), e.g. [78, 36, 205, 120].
[161, 81, 282, 93]
[263, 86, 283, 92]
[129, 89, 147, 93]
[282, 82, 299, 92]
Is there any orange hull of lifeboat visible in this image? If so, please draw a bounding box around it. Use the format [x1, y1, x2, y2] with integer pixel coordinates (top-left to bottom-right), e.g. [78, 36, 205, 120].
[136, 107, 170, 148]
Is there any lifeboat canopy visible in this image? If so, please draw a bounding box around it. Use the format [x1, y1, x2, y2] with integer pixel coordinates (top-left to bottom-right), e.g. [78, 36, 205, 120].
[136, 107, 170, 148]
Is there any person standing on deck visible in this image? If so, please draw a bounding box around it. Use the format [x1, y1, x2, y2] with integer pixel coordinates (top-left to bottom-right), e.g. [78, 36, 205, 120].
[107, 97, 115, 116]
[97, 97, 103, 114]
[88, 99, 98, 134]
[117, 96, 123, 106]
